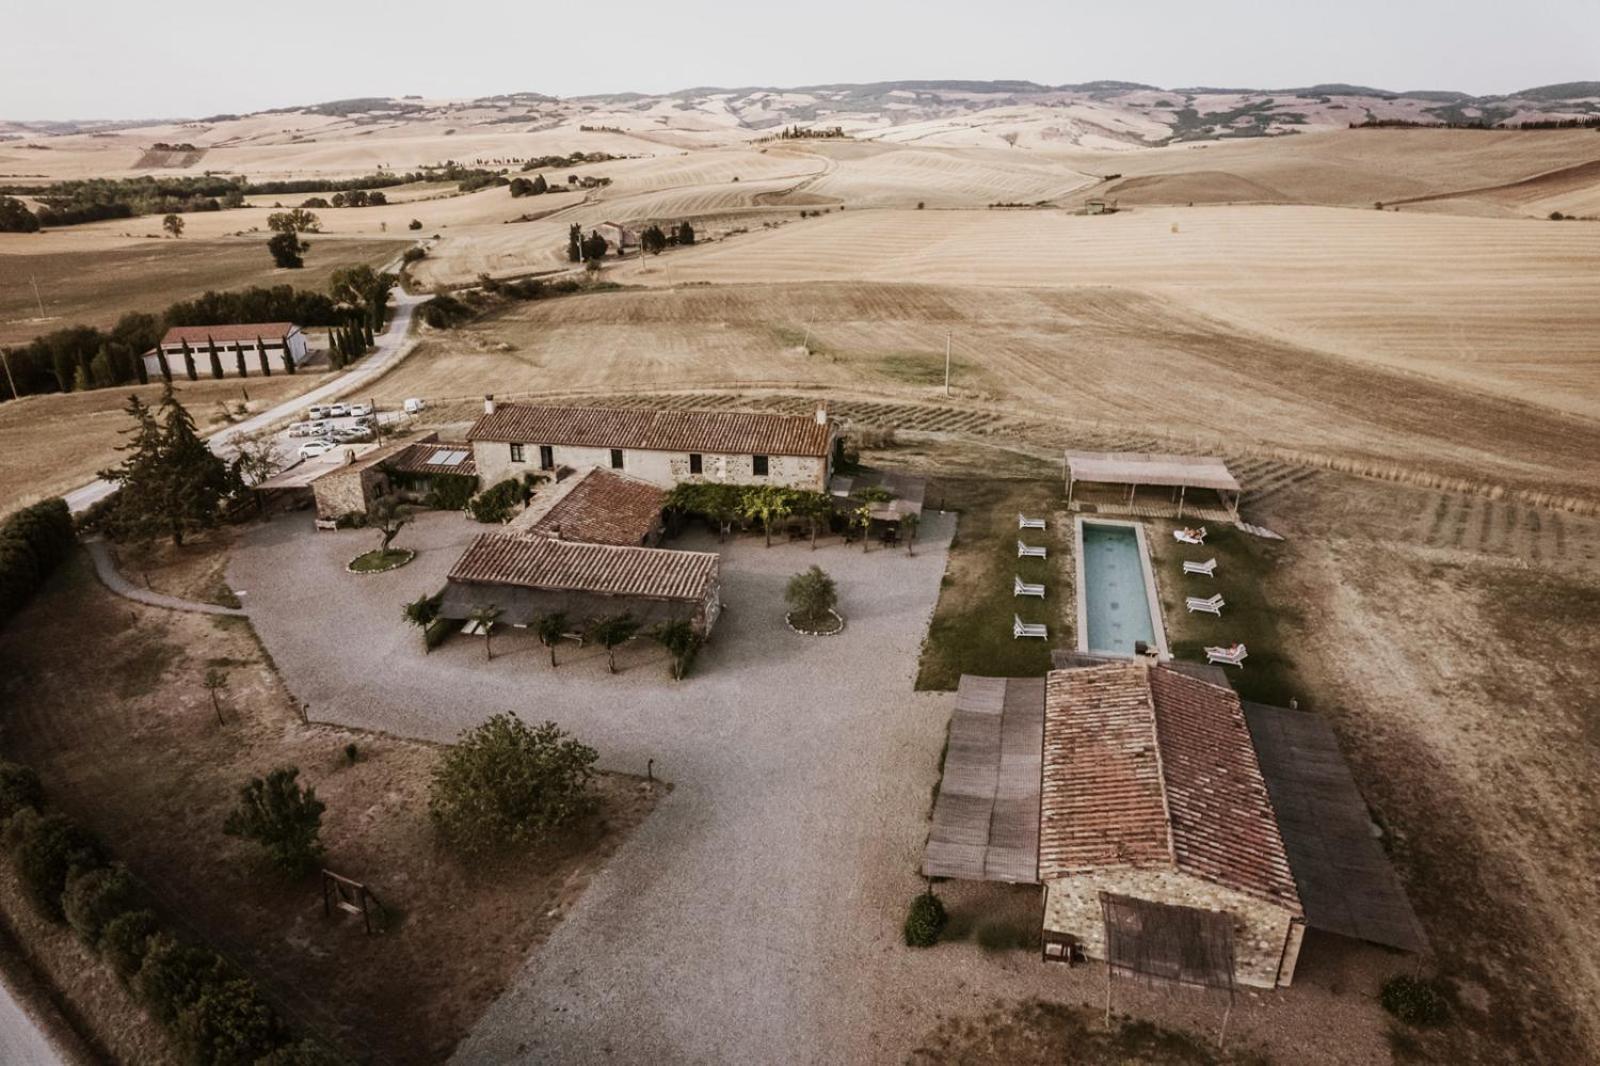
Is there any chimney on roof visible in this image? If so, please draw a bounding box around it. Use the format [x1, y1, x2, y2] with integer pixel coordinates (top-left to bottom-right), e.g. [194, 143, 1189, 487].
[484, 394, 496, 415]
[815, 403, 828, 426]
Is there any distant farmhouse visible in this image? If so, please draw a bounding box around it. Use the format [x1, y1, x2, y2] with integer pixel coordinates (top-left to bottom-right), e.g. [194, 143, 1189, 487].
[592, 221, 638, 254]
[466, 399, 836, 492]
[144, 323, 310, 379]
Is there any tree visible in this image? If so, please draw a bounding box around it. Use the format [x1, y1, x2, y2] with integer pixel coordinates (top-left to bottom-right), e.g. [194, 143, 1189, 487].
[180, 339, 198, 381]
[587, 613, 641, 673]
[530, 173, 547, 194]
[566, 223, 581, 262]
[369, 497, 408, 555]
[676, 221, 695, 245]
[222, 767, 325, 876]
[652, 618, 700, 681]
[901, 512, 920, 556]
[508, 177, 532, 198]
[0, 195, 41, 233]
[581, 230, 608, 261]
[853, 502, 873, 552]
[162, 213, 184, 238]
[266, 208, 319, 234]
[97, 385, 240, 546]
[429, 714, 597, 855]
[534, 611, 568, 668]
[368, 190, 387, 206]
[785, 565, 838, 628]
[206, 337, 224, 380]
[0, 761, 43, 826]
[402, 591, 443, 651]
[63, 864, 138, 947]
[408, 218, 423, 231]
[257, 337, 271, 376]
[267, 232, 305, 269]
[792, 490, 833, 549]
[741, 485, 795, 547]
[203, 668, 229, 726]
[468, 604, 503, 661]
[102, 909, 159, 979]
[7, 809, 105, 919]
[641, 224, 668, 255]
[175, 972, 287, 1064]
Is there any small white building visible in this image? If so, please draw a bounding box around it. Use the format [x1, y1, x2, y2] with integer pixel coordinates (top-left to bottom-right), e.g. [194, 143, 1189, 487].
[466, 399, 836, 492]
[593, 221, 638, 254]
[144, 323, 310, 380]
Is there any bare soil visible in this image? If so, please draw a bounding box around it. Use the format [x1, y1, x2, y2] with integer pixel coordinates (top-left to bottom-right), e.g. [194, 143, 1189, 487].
[0, 555, 663, 1064]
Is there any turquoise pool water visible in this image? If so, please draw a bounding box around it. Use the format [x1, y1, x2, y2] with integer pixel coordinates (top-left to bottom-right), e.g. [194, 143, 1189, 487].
[1080, 522, 1158, 655]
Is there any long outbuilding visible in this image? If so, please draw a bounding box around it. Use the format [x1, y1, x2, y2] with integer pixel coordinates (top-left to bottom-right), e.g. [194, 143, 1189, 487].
[1065, 451, 1241, 519]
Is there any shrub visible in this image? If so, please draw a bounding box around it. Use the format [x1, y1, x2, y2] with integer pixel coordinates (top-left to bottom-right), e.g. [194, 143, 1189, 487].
[0, 498, 75, 625]
[467, 478, 525, 523]
[62, 864, 139, 947]
[1381, 974, 1451, 1027]
[258, 1040, 347, 1065]
[0, 761, 43, 825]
[401, 245, 427, 264]
[102, 909, 160, 979]
[422, 472, 476, 511]
[135, 933, 224, 1024]
[222, 767, 325, 875]
[417, 292, 474, 329]
[785, 565, 838, 627]
[407, 218, 423, 231]
[429, 714, 597, 855]
[8, 810, 106, 919]
[267, 231, 305, 269]
[176, 973, 288, 1065]
[903, 890, 947, 947]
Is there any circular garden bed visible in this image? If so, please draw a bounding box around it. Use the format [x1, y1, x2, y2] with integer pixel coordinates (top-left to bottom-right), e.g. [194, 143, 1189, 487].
[785, 608, 846, 636]
[346, 548, 416, 575]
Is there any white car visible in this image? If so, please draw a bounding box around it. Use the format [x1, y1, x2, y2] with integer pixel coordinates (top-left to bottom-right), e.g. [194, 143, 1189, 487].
[346, 402, 373, 418]
[403, 398, 426, 414]
[333, 426, 373, 443]
[307, 420, 333, 437]
[298, 440, 336, 460]
[328, 403, 350, 418]
[307, 404, 331, 420]
[288, 422, 310, 438]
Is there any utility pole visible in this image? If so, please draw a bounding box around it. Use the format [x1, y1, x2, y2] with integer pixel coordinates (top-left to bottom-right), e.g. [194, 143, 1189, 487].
[944, 331, 952, 397]
[30, 275, 45, 318]
[0, 346, 16, 400]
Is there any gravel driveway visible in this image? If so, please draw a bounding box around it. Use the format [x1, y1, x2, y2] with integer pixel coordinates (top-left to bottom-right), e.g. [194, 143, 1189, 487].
[229, 510, 1390, 1065]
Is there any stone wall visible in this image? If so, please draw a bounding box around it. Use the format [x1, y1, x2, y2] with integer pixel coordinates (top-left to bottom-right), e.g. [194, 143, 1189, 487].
[312, 466, 391, 520]
[1041, 867, 1303, 989]
[473, 441, 829, 493]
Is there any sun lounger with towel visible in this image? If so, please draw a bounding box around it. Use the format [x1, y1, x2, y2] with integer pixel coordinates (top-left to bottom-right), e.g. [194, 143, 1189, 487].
[1017, 540, 1047, 559]
[1013, 615, 1048, 640]
[1014, 575, 1045, 598]
[1185, 594, 1225, 615]
[1205, 643, 1247, 667]
[1018, 514, 1046, 530]
[1183, 558, 1218, 577]
[1173, 526, 1208, 545]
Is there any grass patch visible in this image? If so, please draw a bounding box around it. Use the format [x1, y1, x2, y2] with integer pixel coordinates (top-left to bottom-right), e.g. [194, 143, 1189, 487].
[114, 633, 183, 699]
[872, 350, 965, 387]
[347, 548, 416, 574]
[916, 476, 1065, 690]
[1147, 523, 1306, 707]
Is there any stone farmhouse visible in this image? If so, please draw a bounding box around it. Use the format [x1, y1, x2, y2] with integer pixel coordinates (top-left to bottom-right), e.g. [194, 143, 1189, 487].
[144, 323, 310, 380]
[466, 399, 836, 492]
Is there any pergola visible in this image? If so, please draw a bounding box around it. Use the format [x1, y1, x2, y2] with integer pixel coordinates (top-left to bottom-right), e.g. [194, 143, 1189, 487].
[1064, 451, 1241, 519]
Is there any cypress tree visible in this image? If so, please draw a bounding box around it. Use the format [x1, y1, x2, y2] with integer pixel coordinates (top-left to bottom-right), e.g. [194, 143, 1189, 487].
[157, 348, 172, 383]
[257, 337, 271, 376]
[181, 340, 197, 382]
[206, 337, 224, 380]
[135, 348, 150, 385]
[281, 346, 295, 374]
[363, 317, 374, 348]
[235, 345, 248, 378]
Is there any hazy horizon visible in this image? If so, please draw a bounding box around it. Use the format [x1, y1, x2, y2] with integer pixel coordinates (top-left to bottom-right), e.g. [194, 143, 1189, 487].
[5, 0, 1598, 122]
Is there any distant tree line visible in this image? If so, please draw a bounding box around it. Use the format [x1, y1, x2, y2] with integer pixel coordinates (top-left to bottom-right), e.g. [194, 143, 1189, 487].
[519, 151, 620, 172]
[1353, 116, 1600, 130]
[1, 285, 343, 400]
[772, 125, 847, 139]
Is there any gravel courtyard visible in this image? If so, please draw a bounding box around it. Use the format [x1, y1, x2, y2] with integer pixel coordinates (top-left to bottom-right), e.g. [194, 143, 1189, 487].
[229, 509, 1393, 1065]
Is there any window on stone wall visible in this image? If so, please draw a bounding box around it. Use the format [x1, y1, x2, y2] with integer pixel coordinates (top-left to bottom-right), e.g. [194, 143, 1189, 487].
[510, 443, 525, 463]
[752, 454, 769, 476]
[689, 453, 703, 475]
[539, 445, 554, 470]
[611, 449, 624, 470]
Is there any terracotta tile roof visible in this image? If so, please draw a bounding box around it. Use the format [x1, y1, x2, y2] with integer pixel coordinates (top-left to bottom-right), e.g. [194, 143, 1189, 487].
[385, 436, 478, 478]
[467, 403, 832, 458]
[511, 467, 664, 546]
[161, 323, 298, 345]
[449, 534, 717, 602]
[1040, 662, 1301, 912]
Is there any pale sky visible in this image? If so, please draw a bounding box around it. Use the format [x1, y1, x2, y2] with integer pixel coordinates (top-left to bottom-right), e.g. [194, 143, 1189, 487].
[6, 0, 1597, 121]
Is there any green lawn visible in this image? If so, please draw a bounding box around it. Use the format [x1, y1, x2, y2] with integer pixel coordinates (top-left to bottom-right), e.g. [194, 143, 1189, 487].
[915, 476, 1068, 690]
[1147, 523, 1307, 707]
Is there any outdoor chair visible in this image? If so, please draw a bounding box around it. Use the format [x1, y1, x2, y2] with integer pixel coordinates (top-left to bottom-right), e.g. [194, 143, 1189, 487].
[1205, 643, 1248, 667]
[1173, 526, 1208, 545]
[1014, 575, 1046, 598]
[1018, 513, 1046, 530]
[1185, 594, 1225, 615]
[1017, 540, 1047, 559]
[1013, 615, 1048, 640]
[1183, 558, 1218, 577]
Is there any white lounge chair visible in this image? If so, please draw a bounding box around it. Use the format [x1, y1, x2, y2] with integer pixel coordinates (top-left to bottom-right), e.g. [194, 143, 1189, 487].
[1173, 526, 1208, 545]
[1205, 643, 1248, 667]
[1017, 540, 1047, 559]
[1183, 558, 1218, 577]
[1013, 615, 1048, 640]
[1014, 575, 1045, 598]
[1185, 594, 1225, 615]
[1018, 513, 1046, 531]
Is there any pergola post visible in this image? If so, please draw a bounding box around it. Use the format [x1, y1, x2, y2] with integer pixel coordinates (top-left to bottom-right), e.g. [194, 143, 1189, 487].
[1178, 484, 1187, 519]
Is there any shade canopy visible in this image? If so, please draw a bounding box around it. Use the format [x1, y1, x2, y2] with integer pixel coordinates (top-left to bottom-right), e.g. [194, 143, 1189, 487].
[1065, 451, 1240, 493]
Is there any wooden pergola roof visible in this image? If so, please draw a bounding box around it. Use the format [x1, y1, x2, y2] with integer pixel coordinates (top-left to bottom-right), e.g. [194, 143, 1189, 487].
[1065, 451, 1241, 493]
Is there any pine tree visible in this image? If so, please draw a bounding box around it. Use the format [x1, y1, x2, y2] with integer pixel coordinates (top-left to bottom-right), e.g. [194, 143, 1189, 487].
[154, 386, 237, 545]
[207, 337, 224, 380]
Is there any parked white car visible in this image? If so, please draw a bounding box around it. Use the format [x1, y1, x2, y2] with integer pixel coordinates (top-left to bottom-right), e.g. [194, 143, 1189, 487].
[306, 420, 333, 437]
[403, 398, 426, 414]
[346, 402, 373, 418]
[333, 426, 373, 443]
[307, 404, 331, 420]
[288, 422, 310, 438]
[298, 440, 336, 460]
[328, 403, 350, 418]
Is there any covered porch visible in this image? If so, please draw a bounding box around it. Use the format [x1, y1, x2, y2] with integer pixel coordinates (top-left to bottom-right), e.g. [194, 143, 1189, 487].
[1064, 451, 1241, 522]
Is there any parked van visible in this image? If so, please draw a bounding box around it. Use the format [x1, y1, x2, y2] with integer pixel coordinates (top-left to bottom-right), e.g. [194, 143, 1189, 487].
[347, 402, 373, 418]
[403, 398, 426, 414]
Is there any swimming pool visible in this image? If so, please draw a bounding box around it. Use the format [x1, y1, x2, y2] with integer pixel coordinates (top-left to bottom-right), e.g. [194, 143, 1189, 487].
[1074, 518, 1169, 657]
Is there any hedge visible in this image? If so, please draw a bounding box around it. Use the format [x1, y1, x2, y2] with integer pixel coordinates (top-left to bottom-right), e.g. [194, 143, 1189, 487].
[0, 498, 75, 624]
[7, 809, 106, 919]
